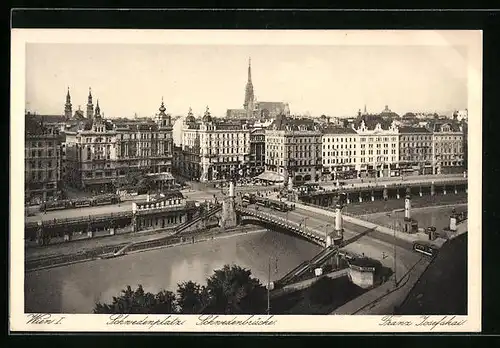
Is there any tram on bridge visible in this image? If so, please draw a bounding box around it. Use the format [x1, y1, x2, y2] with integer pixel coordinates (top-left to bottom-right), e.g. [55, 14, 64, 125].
[39, 193, 121, 212]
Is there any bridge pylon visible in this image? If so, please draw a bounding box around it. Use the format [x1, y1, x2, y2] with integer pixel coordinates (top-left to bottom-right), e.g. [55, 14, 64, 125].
[220, 179, 238, 230]
[332, 200, 345, 246]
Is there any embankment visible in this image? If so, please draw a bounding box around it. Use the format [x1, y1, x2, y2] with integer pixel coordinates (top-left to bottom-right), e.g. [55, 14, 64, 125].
[26, 225, 264, 272]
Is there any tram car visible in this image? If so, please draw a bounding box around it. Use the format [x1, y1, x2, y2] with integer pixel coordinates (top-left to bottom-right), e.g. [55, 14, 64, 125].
[39, 200, 72, 212]
[268, 199, 294, 212]
[90, 193, 121, 206]
[242, 193, 257, 204]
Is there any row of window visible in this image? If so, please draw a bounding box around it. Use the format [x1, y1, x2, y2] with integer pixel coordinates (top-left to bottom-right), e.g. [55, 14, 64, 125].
[267, 159, 320, 166]
[267, 152, 320, 159]
[401, 136, 432, 141]
[323, 158, 355, 164]
[322, 137, 357, 143]
[324, 151, 356, 157]
[360, 137, 398, 142]
[28, 160, 55, 169]
[28, 149, 56, 158]
[207, 148, 247, 155]
[26, 141, 57, 148]
[267, 137, 322, 144]
[29, 170, 56, 181]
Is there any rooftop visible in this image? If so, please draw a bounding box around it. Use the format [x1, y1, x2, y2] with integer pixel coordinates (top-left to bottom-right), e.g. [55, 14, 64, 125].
[398, 126, 431, 134]
[268, 115, 320, 132]
[322, 126, 357, 135]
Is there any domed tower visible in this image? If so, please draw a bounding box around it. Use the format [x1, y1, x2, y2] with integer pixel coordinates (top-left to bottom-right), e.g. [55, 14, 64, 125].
[184, 107, 196, 125]
[64, 87, 72, 119]
[156, 97, 172, 129]
[202, 106, 212, 123]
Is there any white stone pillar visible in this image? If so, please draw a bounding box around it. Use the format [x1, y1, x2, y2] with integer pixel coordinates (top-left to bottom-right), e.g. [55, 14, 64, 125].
[450, 216, 457, 231]
[229, 180, 235, 198]
[404, 194, 412, 220]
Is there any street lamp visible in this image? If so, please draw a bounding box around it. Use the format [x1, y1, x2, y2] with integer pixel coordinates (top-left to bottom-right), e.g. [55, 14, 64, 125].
[386, 210, 398, 287]
[322, 223, 331, 248]
[266, 254, 278, 315]
[301, 217, 309, 234]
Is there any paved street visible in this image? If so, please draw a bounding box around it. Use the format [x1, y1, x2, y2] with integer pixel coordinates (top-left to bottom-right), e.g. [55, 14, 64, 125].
[253, 205, 420, 268]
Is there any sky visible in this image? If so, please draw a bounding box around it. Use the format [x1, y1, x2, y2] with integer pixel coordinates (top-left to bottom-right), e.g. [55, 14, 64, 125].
[25, 43, 468, 118]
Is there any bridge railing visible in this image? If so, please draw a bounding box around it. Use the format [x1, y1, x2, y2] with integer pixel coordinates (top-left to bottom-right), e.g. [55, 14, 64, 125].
[173, 205, 222, 235]
[237, 207, 325, 245]
[304, 178, 468, 197]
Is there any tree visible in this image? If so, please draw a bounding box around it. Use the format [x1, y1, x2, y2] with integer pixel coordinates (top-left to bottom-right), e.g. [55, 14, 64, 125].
[93, 285, 177, 314]
[204, 265, 267, 314]
[176, 281, 209, 314]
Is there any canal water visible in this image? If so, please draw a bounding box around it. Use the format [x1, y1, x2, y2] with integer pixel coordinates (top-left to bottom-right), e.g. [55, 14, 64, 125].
[25, 229, 321, 313]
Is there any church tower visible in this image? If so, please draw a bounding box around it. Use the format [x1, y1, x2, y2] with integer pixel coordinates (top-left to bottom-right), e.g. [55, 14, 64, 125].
[243, 58, 255, 118]
[156, 97, 172, 128]
[86, 87, 94, 120]
[64, 87, 72, 119]
[94, 99, 101, 119]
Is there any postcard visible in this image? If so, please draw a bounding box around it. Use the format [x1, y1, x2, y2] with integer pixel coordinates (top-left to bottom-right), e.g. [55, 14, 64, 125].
[10, 28, 482, 332]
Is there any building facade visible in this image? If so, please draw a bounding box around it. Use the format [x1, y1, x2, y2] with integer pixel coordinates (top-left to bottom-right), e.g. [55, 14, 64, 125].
[181, 107, 252, 182]
[265, 115, 322, 184]
[249, 127, 266, 176]
[199, 108, 251, 182]
[65, 103, 118, 192]
[321, 126, 359, 180]
[431, 122, 465, 175]
[398, 127, 433, 175]
[65, 99, 174, 192]
[114, 100, 174, 190]
[352, 119, 400, 178]
[25, 114, 63, 203]
[180, 108, 202, 180]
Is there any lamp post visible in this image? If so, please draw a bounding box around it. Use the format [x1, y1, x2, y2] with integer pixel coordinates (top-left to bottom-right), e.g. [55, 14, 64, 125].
[266, 254, 278, 315]
[322, 223, 331, 248]
[386, 210, 398, 287]
[301, 217, 309, 235]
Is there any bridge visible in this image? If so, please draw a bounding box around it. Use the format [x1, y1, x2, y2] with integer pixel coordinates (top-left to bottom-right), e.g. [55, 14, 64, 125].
[236, 206, 328, 246]
[299, 176, 467, 206]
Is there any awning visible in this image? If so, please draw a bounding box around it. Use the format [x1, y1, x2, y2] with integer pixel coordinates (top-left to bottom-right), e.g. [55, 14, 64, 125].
[255, 171, 285, 182]
[146, 172, 175, 181]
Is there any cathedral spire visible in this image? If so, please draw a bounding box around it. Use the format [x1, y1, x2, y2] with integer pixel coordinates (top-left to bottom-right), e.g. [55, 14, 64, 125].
[248, 57, 252, 83]
[95, 99, 101, 118]
[64, 87, 72, 119]
[244, 57, 255, 115]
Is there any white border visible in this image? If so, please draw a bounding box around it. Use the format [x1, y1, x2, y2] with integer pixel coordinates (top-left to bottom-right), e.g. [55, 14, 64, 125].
[10, 29, 482, 332]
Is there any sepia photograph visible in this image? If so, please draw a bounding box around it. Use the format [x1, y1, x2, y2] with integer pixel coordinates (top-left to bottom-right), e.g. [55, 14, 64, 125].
[10, 29, 482, 332]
